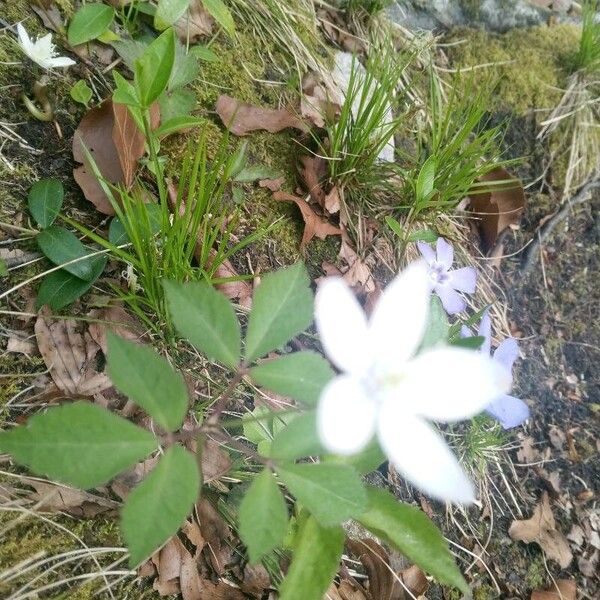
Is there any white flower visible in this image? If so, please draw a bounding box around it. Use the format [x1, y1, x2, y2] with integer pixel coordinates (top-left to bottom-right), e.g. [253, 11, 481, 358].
[314, 261, 511, 504]
[17, 23, 75, 70]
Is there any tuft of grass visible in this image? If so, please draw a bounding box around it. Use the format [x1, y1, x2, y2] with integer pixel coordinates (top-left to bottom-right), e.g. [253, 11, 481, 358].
[342, 0, 394, 18]
[571, 0, 600, 74]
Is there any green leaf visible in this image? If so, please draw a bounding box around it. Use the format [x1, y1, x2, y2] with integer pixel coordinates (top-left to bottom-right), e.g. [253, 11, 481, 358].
[0, 402, 157, 489]
[68, 3, 114, 46]
[190, 45, 218, 62]
[28, 179, 63, 228]
[420, 295, 449, 350]
[70, 80, 93, 106]
[279, 515, 344, 600]
[239, 469, 288, 563]
[277, 463, 366, 526]
[407, 229, 438, 243]
[164, 280, 241, 368]
[107, 334, 188, 432]
[154, 0, 192, 29]
[385, 215, 404, 238]
[242, 406, 273, 446]
[36, 226, 96, 281]
[158, 88, 196, 122]
[270, 413, 324, 461]
[169, 38, 200, 89]
[234, 165, 282, 183]
[250, 351, 334, 406]
[36, 257, 107, 310]
[245, 263, 313, 363]
[112, 70, 141, 108]
[358, 487, 469, 594]
[416, 155, 436, 202]
[121, 445, 199, 567]
[450, 335, 485, 350]
[134, 28, 175, 107]
[0, 258, 7, 277]
[327, 440, 386, 474]
[155, 117, 205, 139]
[201, 0, 235, 37]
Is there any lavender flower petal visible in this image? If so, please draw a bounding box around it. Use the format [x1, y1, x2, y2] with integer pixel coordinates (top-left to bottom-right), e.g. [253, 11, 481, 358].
[435, 284, 466, 314]
[493, 338, 520, 374]
[436, 238, 454, 269]
[417, 241, 436, 265]
[448, 266, 477, 294]
[485, 394, 529, 429]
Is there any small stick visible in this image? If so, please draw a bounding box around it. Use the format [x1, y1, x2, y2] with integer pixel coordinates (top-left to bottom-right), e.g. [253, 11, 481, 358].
[520, 177, 600, 275]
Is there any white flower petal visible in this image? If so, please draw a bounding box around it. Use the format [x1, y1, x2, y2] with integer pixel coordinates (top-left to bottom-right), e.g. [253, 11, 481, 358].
[378, 409, 476, 504]
[399, 347, 511, 422]
[317, 375, 376, 455]
[369, 260, 430, 369]
[17, 23, 34, 55]
[36, 33, 54, 58]
[46, 56, 76, 68]
[315, 277, 371, 374]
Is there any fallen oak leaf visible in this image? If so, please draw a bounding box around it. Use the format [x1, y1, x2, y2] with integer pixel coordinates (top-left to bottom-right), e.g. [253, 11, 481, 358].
[273, 191, 341, 249]
[508, 492, 573, 568]
[216, 94, 308, 136]
[299, 155, 327, 207]
[469, 167, 525, 254]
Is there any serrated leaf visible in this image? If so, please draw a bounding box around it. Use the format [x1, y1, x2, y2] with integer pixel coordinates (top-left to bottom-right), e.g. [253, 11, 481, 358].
[239, 469, 288, 563]
[155, 0, 192, 29]
[202, 0, 235, 37]
[107, 334, 188, 432]
[36, 257, 107, 310]
[68, 3, 114, 46]
[358, 487, 469, 594]
[164, 280, 241, 368]
[37, 226, 97, 281]
[277, 463, 366, 526]
[250, 351, 334, 406]
[279, 515, 344, 600]
[134, 28, 175, 107]
[121, 445, 199, 567]
[0, 401, 157, 489]
[28, 179, 63, 229]
[245, 263, 313, 362]
[270, 413, 324, 460]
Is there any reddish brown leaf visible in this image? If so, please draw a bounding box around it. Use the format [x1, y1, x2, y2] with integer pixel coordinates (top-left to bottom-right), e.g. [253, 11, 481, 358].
[530, 579, 576, 600]
[273, 191, 341, 249]
[258, 176, 285, 192]
[216, 95, 308, 136]
[112, 103, 146, 188]
[509, 492, 573, 568]
[299, 155, 327, 206]
[469, 167, 525, 253]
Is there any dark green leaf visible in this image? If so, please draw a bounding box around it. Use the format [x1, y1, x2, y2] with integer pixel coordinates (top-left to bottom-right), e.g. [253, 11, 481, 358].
[277, 463, 366, 526]
[164, 280, 241, 368]
[279, 515, 344, 600]
[37, 226, 97, 281]
[385, 216, 404, 238]
[239, 469, 288, 563]
[121, 445, 199, 567]
[407, 229, 438, 243]
[28, 179, 63, 228]
[107, 334, 188, 432]
[134, 28, 175, 107]
[450, 335, 485, 350]
[245, 263, 313, 362]
[416, 155, 436, 202]
[68, 3, 114, 46]
[154, 116, 205, 139]
[158, 88, 196, 122]
[70, 80, 93, 106]
[36, 257, 106, 310]
[358, 487, 469, 594]
[234, 165, 282, 183]
[201, 0, 235, 36]
[249, 351, 334, 406]
[270, 413, 324, 460]
[169, 39, 200, 89]
[154, 0, 192, 29]
[0, 401, 157, 489]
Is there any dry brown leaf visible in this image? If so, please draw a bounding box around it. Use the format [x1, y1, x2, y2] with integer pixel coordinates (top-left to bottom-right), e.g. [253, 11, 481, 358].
[469, 167, 526, 253]
[530, 579, 576, 600]
[299, 155, 327, 207]
[273, 191, 342, 249]
[258, 176, 285, 192]
[200, 438, 232, 483]
[211, 257, 253, 307]
[300, 72, 339, 128]
[196, 497, 234, 575]
[240, 563, 271, 597]
[182, 519, 205, 559]
[338, 234, 376, 293]
[7, 334, 38, 357]
[152, 537, 185, 596]
[87, 304, 145, 355]
[35, 308, 112, 397]
[337, 580, 368, 600]
[112, 102, 146, 188]
[111, 455, 159, 500]
[25, 478, 118, 517]
[216, 94, 308, 136]
[509, 492, 573, 568]
[31, 3, 64, 33]
[324, 186, 341, 214]
[400, 564, 428, 598]
[174, 0, 214, 42]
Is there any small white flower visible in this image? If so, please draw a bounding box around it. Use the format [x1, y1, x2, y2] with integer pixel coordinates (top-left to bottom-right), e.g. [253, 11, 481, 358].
[315, 261, 511, 504]
[17, 23, 75, 70]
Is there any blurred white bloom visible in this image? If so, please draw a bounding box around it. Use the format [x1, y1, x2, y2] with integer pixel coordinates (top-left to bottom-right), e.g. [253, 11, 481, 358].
[315, 261, 510, 504]
[17, 23, 75, 70]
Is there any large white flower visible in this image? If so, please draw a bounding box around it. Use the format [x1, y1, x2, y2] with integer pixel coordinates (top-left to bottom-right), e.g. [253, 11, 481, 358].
[17, 23, 75, 70]
[314, 261, 511, 504]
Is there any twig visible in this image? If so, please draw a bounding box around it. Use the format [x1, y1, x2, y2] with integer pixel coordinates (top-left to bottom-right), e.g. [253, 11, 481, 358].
[520, 178, 600, 274]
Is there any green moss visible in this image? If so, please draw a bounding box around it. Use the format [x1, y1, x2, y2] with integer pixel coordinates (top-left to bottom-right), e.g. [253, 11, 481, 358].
[473, 582, 496, 600]
[446, 25, 581, 114]
[525, 555, 546, 589]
